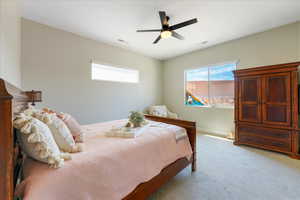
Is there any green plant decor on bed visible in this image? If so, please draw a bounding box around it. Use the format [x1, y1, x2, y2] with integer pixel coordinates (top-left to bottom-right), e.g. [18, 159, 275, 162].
[128, 111, 145, 128]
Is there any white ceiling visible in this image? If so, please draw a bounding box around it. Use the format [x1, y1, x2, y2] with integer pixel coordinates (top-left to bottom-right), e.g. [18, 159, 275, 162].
[22, 0, 300, 60]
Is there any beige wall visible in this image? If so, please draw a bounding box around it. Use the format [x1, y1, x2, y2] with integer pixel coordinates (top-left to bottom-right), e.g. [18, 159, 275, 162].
[21, 19, 162, 124]
[21, 18, 300, 133]
[163, 22, 300, 136]
[0, 0, 21, 87]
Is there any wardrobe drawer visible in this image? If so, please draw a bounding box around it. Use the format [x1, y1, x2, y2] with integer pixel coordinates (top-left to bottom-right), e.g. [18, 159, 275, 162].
[238, 125, 291, 140]
[238, 134, 291, 153]
[237, 125, 292, 153]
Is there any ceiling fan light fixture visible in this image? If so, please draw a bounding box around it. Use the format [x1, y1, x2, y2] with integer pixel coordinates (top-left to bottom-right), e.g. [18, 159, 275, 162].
[160, 30, 172, 39]
[136, 11, 198, 44]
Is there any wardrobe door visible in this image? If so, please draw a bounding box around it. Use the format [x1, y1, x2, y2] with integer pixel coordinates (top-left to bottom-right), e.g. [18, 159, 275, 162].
[262, 72, 291, 126]
[239, 76, 262, 123]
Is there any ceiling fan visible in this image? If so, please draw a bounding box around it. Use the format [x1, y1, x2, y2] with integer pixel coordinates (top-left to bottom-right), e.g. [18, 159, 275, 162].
[137, 11, 198, 44]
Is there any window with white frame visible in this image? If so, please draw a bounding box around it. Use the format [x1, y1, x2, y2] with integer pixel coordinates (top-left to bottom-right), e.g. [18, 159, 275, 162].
[185, 62, 236, 108]
[91, 63, 139, 83]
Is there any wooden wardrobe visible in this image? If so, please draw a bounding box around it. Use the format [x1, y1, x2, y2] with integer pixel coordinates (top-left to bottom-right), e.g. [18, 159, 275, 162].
[234, 62, 300, 158]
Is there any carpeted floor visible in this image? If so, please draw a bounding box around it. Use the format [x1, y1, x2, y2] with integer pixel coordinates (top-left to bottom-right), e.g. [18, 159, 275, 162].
[149, 134, 300, 200]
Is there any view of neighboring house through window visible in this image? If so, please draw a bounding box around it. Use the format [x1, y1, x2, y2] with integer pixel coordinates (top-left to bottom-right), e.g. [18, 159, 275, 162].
[91, 63, 139, 83]
[185, 62, 236, 108]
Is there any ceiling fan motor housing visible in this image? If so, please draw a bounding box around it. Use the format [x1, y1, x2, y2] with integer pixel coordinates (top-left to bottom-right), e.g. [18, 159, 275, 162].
[162, 24, 169, 31]
[162, 16, 170, 30]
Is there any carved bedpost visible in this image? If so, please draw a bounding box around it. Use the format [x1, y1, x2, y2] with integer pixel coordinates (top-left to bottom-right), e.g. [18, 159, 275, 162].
[190, 126, 197, 172]
[0, 79, 14, 200]
[0, 79, 31, 200]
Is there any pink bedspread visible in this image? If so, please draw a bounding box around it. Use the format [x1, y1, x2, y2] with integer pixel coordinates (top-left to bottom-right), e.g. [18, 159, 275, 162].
[17, 120, 192, 200]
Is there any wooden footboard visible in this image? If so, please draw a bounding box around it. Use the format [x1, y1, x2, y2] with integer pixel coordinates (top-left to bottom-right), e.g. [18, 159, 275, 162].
[123, 157, 191, 200]
[123, 115, 197, 199]
[144, 114, 197, 172]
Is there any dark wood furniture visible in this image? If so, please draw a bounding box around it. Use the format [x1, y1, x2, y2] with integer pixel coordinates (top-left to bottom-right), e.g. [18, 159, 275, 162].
[0, 79, 30, 200]
[234, 62, 300, 158]
[0, 78, 197, 200]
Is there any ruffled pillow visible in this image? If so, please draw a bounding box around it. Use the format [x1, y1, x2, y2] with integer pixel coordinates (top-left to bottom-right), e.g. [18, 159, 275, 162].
[149, 105, 168, 117]
[43, 108, 84, 143]
[13, 114, 71, 168]
[33, 112, 83, 153]
[57, 113, 85, 143]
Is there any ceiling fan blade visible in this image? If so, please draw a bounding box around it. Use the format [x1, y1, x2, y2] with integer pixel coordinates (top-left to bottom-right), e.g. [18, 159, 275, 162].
[159, 11, 167, 26]
[136, 29, 161, 32]
[170, 18, 198, 30]
[153, 35, 161, 44]
[172, 31, 184, 40]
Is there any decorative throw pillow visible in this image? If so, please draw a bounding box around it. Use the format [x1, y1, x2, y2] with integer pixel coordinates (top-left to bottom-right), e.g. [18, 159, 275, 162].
[33, 112, 83, 153]
[23, 105, 40, 116]
[149, 105, 168, 117]
[43, 108, 84, 143]
[57, 113, 84, 143]
[13, 114, 71, 168]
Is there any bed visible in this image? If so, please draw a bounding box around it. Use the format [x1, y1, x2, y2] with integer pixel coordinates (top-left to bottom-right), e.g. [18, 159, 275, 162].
[0, 78, 197, 200]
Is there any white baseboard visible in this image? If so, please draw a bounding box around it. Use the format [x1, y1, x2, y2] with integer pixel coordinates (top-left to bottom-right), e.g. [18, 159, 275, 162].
[196, 127, 231, 137]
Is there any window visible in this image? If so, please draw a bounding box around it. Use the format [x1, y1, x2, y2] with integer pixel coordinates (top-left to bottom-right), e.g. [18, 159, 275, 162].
[185, 62, 236, 108]
[92, 63, 139, 83]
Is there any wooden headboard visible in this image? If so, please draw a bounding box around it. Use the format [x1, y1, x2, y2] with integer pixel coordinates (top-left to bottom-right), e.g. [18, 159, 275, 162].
[0, 79, 31, 200]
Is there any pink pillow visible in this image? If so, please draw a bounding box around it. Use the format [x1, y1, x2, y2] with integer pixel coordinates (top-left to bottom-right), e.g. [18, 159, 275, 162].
[42, 108, 84, 143]
[57, 113, 84, 143]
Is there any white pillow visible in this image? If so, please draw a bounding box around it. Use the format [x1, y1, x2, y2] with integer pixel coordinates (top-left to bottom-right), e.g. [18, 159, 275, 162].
[13, 114, 71, 168]
[149, 105, 168, 117]
[33, 112, 82, 153]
